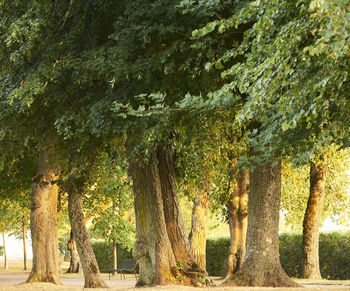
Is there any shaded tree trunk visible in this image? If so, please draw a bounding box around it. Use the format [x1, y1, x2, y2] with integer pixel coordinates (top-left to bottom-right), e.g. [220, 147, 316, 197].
[27, 149, 61, 284]
[113, 239, 117, 275]
[130, 144, 206, 287]
[189, 190, 208, 270]
[224, 169, 249, 279]
[2, 232, 8, 270]
[130, 151, 178, 286]
[22, 218, 27, 271]
[156, 146, 205, 274]
[302, 162, 328, 279]
[68, 180, 108, 288]
[222, 160, 299, 287]
[66, 231, 80, 273]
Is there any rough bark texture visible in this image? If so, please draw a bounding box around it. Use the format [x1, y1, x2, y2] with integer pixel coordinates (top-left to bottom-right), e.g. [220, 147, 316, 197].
[113, 240, 117, 275]
[23, 219, 27, 271]
[27, 149, 61, 284]
[66, 231, 80, 273]
[131, 152, 178, 286]
[222, 160, 299, 287]
[68, 183, 108, 288]
[224, 169, 249, 279]
[189, 190, 208, 270]
[2, 232, 8, 270]
[157, 146, 205, 275]
[302, 162, 328, 279]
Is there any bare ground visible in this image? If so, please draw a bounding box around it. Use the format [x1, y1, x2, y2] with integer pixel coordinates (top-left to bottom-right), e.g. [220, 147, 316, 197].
[0, 260, 349, 291]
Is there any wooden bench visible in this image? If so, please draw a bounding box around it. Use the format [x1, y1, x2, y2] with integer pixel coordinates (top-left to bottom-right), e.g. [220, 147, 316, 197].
[107, 259, 138, 280]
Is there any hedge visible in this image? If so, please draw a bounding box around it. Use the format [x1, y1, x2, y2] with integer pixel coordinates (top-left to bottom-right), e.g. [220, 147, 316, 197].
[59, 232, 350, 278]
[58, 238, 133, 273]
[207, 232, 350, 279]
[91, 241, 133, 273]
[0, 246, 3, 256]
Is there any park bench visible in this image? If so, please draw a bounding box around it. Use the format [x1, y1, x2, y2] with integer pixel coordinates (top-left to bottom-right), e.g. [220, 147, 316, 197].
[108, 259, 138, 280]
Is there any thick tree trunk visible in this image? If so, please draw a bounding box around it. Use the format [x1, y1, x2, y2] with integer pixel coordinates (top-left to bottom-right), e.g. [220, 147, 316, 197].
[156, 146, 205, 274]
[68, 183, 108, 288]
[27, 149, 61, 284]
[302, 162, 327, 279]
[222, 160, 299, 287]
[2, 232, 8, 270]
[189, 190, 208, 270]
[130, 152, 179, 286]
[224, 169, 249, 279]
[66, 231, 80, 273]
[113, 239, 117, 275]
[23, 218, 27, 271]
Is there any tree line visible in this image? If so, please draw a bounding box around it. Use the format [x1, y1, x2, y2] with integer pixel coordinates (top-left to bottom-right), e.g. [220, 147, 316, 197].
[0, 0, 349, 288]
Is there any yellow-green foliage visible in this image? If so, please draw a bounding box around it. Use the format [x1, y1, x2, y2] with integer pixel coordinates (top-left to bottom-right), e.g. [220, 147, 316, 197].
[281, 147, 350, 232]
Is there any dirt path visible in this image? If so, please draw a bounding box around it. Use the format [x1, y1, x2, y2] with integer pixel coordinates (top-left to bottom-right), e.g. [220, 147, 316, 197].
[0, 274, 349, 291]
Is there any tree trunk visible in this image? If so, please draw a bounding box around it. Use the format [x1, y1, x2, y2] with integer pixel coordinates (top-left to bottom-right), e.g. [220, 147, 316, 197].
[2, 232, 8, 270]
[189, 190, 208, 270]
[302, 162, 327, 279]
[66, 231, 80, 273]
[68, 181, 108, 288]
[224, 169, 249, 279]
[27, 149, 61, 284]
[130, 151, 179, 286]
[156, 146, 205, 274]
[113, 239, 117, 275]
[222, 160, 299, 287]
[23, 218, 27, 271]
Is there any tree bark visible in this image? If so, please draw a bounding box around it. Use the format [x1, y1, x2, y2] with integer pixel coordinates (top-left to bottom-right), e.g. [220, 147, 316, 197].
[130, 151, 179, 286]
[23, 218, 27, 271]
[189, 190, 208, 270]
[66, 231, 80, 273]
[2, 232, 8, 270]
[224, 169, 249, 279]
[156, 146, 205, 274]
[113, 239, 117, 275]
[27, 149, 61, 284]
[302, 161, 328, 279]
[222, 160, 299, 287]
[68, 180, 108, 288]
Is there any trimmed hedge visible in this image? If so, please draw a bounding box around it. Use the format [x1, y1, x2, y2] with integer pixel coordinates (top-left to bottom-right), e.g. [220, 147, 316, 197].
[59, 232, 350, 278]
[207, 232, 350, 279]
[58, 238, 133, 273]
[206, 237, 231, 276]
[91, 241, 133, 273]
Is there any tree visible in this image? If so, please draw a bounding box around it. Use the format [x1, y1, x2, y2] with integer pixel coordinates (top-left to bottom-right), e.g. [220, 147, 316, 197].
[302, 160, 327, 279]
[0, 191, 31, 271]
[192, 0, 350, 286]
[281, 147, 350, 278]
[0, 0, 123, 286]
[66, 231, 80, 274]
[224, 168, 249, 279]
[89, 153, 135, 274]
[27, 148, 61, 284]
[1, 232, 7, 270]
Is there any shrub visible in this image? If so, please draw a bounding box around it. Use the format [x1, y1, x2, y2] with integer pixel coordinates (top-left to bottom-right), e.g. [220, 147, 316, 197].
[207, 232, 350, 279]
[206, 237, 230, 276]
[92, 241, 133, 273]
[0, 246, 3, 256]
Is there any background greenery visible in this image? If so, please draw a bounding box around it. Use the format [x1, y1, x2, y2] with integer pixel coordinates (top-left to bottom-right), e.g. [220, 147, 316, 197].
[59, 232, 350, 279]
[206, 233, 350, 279]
